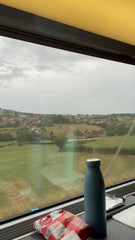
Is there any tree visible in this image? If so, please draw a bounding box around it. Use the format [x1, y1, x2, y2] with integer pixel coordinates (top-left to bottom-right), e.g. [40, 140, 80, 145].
[52, 135, 67, 151]
[14, 111, 18, 117]
[0, 116, 3, 122]
[0, 133, 13, 141]
[116, 123, 128, 135]
[106, 123, 129, 136]
[106, 125, 116, 136]
[14, 120, 20, 127]
[74, 129, 82, 137]
[39, 132, 47, 140]
[49, 130, 54, 139]
[52, 115, 69, 124]
[16, 128, 38, 143]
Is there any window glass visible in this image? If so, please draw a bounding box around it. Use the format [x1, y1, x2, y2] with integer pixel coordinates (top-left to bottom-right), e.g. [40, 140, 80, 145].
[0, 36, 135, 220]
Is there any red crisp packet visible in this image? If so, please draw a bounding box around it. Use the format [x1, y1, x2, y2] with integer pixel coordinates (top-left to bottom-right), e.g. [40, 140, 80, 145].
[31, 209, 92, 240]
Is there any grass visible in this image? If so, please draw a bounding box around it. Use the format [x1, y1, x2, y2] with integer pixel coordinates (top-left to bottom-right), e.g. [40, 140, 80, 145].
[82, 135, 135, 149]
[0, 140, 17, 147]
[0, 136, 135, 220]
[45, 123, 102, 135]
[0, 127, 19, 134]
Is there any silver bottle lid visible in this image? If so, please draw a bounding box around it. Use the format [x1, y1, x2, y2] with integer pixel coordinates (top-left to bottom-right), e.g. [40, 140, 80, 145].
[86, 158, 100, 167]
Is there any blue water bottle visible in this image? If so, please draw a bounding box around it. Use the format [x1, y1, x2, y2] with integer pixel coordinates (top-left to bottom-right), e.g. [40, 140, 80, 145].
[84, 158, 106, 238]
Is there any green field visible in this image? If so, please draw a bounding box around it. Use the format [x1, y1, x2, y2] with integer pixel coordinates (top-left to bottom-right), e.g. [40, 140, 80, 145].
[0, 135, 135, 220]
[0, 140, 17, 147]
[82, 135, 135, 149]
[45, 123, 102, 135]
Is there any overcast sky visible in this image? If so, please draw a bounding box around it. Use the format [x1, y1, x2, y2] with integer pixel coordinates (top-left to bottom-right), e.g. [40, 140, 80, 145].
[0, 36, 135, 115]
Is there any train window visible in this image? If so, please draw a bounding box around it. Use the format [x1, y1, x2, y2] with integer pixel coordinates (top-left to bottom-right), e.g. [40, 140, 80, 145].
[0, 35, 135, 221]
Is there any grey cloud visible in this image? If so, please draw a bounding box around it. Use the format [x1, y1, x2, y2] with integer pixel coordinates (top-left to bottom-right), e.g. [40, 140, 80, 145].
[0, 61, 29, 87]
[0, 36, 100, 81]
[0, 36, 135, 115]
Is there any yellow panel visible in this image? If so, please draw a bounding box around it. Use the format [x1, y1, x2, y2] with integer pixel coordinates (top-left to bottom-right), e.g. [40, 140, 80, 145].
[0, 0, 135, 45]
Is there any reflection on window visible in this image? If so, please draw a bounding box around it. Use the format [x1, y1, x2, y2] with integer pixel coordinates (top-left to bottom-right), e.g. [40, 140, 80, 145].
[0, 36, 135, 220]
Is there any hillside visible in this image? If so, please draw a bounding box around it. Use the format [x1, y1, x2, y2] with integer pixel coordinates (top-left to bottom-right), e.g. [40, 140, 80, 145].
[0, 108, 135, 143]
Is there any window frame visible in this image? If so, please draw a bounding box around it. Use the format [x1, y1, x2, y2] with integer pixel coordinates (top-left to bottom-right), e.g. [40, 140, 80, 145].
[0, 3, 135, 236]
[0, 4, 135, 65]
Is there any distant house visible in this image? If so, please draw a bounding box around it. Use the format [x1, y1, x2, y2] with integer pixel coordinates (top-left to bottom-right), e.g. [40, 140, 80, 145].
[30, 127, 41, 134]
[9, 119, 15, 124]
[35, 114, 41, 117]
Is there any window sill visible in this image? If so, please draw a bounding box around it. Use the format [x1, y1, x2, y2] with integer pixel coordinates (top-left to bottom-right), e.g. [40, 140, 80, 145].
[0, 180, 135, 240]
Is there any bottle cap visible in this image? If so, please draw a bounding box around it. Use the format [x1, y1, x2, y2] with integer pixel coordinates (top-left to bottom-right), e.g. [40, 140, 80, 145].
[86, 158, 100, 167]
